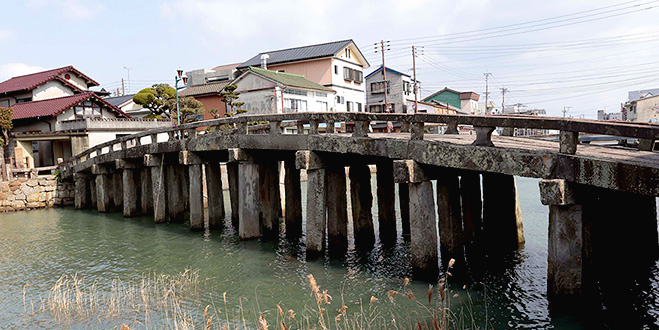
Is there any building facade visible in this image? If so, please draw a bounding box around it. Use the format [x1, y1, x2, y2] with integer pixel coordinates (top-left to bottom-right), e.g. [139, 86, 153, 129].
[623, 94, 659, 123]
[237, 40, 368, 112]
[365, 66, 418, 113]
[422, 87, 480, 114]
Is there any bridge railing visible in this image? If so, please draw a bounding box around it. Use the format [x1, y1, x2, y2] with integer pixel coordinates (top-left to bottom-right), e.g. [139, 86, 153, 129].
[66, 112, 659, 168]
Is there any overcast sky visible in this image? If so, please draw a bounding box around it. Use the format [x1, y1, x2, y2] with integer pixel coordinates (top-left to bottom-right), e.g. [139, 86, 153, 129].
[1, 0, 658, 118]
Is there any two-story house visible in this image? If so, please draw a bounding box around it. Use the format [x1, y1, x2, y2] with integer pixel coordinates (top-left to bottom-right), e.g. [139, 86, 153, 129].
[231, 67, 336, 115]
[236, 39, 369, 112]
[423, 87, 480, 114]
[0, 66, 171, 170]
[365, 65, 419, 113]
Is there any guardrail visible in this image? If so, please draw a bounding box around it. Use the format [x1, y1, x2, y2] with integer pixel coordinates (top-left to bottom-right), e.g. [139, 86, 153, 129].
[65, 112, 659, 168]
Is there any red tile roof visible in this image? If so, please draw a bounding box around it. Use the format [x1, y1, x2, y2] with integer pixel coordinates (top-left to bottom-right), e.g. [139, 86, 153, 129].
[0, 66, 100, 95]
[11, 92, 129, 120]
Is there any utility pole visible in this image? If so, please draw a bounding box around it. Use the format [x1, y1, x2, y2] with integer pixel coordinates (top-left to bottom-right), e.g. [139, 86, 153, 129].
[500, 87, 508, 113]
[375, 40, 390, 113]
[484, 73, 492, 113]
[412, 45, 418, 113]
[123, 66, 131, 94]
[562, 106, 571, 118]
[121, 78, 125, 96]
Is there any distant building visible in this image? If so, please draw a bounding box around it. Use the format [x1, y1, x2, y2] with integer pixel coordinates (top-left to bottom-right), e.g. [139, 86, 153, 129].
[232, 67, 336, 114]
[0, 66, 171, 169]
[422, 87, 480, 114]
[182, 63, 240, 120]
[237, 39, 368, 112]
[597, 109, 623, 121]
[365, 65, 418, 113]
[104, 93, 150, 118]
[623, 94, 659, 123]
[628, 88, 659, 102]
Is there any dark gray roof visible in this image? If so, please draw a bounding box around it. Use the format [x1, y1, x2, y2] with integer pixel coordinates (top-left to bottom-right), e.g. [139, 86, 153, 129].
[237, 40, 365, 69]
[104, 94, 136, 107]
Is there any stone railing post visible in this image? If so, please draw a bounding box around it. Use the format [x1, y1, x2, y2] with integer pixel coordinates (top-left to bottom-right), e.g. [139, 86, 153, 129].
[639, 138, 656, 151]
[559, 131, 579, 154]
[353, 120, 369, 138]
[269, 120, 282, 134]
[444, 121, 459, 134]
[309, 120, 320, 135]
[410, 122, 424, 140]
[472, 126, 495, 147]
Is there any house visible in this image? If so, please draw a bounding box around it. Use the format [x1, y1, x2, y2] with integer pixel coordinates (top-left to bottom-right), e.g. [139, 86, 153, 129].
[597, 109, 624, 121]
[180, 63, 241, 120]
[623, 94, 659, 123]
[422, 88, 480, 114]
[0, 66, 172, 170]
[232, 67, 336, 114]
[104, 93, 150, 118]
[365, 65, 418, 113]
[237, 39, 368, 112]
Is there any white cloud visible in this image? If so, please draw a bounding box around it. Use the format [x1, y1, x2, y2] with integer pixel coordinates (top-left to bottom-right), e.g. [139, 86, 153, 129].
[0, 63, 45, 82]
[25, 0, 105, 19]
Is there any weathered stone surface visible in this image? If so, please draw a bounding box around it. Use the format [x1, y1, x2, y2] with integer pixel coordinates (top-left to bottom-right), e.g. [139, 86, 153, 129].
[227, 162, 239, 228]
[284, 158, 303, 240]
[548, 204, 583, 297]
[326, 166, 348, 254]
[188, 164, 204, 231]
[238, 162, 261, 239]
[122, 169, 139, 217]
[306, 167, 326, 256]
[539, 179, 576, 206]
[259, 161, 281, 238]
[349, 164, 375, 249]
[436, 171, 464, 268]
[377, 162, 397, 246]
[205, 162, 225, 230]
[409, 180, 439, 280]
[482, 173, 524, 251]
[26, 192, 40, 202]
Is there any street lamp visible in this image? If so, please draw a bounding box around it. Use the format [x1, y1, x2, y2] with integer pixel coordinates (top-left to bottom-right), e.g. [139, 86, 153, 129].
[174, 68, 188, 126]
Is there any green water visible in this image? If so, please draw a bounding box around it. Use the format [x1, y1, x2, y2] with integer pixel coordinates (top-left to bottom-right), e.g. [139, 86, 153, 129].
[0, 177, 657, 329]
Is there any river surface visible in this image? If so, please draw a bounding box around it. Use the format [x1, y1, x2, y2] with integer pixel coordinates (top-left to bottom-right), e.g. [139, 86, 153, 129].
[0, 177, 657, 329]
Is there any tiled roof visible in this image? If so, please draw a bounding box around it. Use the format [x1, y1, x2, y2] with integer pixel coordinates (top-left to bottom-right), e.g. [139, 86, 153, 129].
[104, 94, 136, 107]
[11, 92, 128, 120]
[179, 81, 230, 97]
[237, 40, 357, 69]
[211, 63, 241, 71]
[0, 66, 99, 95]
[365, 65, 411, 79]
[245, 67, 335, 92]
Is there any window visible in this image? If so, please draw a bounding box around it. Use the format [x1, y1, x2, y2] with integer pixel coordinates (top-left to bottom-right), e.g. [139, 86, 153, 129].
[16, 97, 31, 103]
[334, 65, 338, 74]
[346, 101, 353, 111]
[336, 96, 345, 104]
[315, 92, 327, 97]
[370, 81, 389, 94]
[354, 70, 363, 83]
[284, 98, 308, 113]
[284, 89, 307, 96]
[0, 100, 9, 107]
[345, 48, 351, 58]
[317, 101, 328, 111]
[356, 102, 362, 112]
[343, 67, 354, 81]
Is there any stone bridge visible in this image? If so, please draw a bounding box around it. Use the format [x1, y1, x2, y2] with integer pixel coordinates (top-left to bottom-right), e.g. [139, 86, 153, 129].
[59, 112, 659, 300]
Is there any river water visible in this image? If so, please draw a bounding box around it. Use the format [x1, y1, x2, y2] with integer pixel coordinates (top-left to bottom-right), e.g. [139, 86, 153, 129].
[0, 177, 657, 329]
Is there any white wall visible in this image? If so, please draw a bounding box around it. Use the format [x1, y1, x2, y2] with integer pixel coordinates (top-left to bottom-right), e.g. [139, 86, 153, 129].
[330, 45, 366, 112]
[32, 81, 75, 101]
[58, 71, 88, 90]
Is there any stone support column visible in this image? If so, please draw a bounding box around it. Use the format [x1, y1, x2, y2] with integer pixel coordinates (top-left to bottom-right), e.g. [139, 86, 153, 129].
[326, 165, 348, 254]
[482, 173, 524, 251]
[284, 158, 303, 240]
[460, 172, 483, 250]
[436, 170, 464, 268]
[226, 161, 240, 229]
[398, 183, 410, 238]
[140, 168, 153, 215]
[74, 174, 90, 209]
[166, 165, 186, 223]
[349, 163, 375, 249]
[394, 160, 439, 280]
[205, 161, 225, 230]
[92, 164, 112, 213]
[180, 151, 205, 231]
[540, 179, 583, 298]
[145, 154, 167, 223]
[230, 149, 261, 239]
[116, 159, 142, 218]
[377, 161, 397, 246]
[111, 172, 123, 212]
[259, 161, 281, 238]
[296, 151, 327, 257]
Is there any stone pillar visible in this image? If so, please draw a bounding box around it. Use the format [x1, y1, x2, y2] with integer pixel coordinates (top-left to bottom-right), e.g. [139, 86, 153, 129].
[166, 165, 186, 223]
[140, 168, 153, 215]
[74, 174, 90, 209]
[205, 162, 225, 230]
[90, 177, 97, 208]
[111, 172, 123, 212]
[259, 161, 281, 238]
[540, 179, 583, 298]
[460, 172, 483, 250]
[230, 149, 261, 239]
[377, 161, 397, 246]
[394, 160, 439, 280]
[145, 154, 167, 223]
[92, 165, 112, 213]
[482, 173, 524, 251]
[326, 165, 348, 254]
[116, 159, 141, 218]
[284, 158, 303, 240]
[349, 164, 375, 249]
[398, 183, 410, 238]
[180, 151, 205, 231]
[226, 161, 240, 229]
[436, 170, 464, 268]
[298, 151, 327, 257]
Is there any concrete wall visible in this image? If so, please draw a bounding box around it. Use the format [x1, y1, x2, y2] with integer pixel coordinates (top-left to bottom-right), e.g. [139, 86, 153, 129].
[631, 97, 659, 123]
[267, 58, 333, 85]
[0, 176, 60, 211]
[197, 95, 227, 120]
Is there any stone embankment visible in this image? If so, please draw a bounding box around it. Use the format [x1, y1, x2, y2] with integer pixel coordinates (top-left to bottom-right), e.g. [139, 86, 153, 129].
[0, 176, 73, 212]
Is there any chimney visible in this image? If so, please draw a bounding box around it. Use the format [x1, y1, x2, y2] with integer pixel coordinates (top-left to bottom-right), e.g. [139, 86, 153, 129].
[261, 54, 270, 70]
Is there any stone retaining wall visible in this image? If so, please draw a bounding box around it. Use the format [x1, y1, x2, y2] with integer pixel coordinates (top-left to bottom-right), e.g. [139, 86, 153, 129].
[0, 176, 73, 212]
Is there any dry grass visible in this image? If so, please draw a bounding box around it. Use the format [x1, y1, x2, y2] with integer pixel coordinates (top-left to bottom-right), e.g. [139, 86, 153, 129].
[23, 261, 486, 330]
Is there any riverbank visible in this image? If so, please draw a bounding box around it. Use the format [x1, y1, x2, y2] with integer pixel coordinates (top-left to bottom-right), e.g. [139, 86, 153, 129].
[0, 175, 73, 212]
